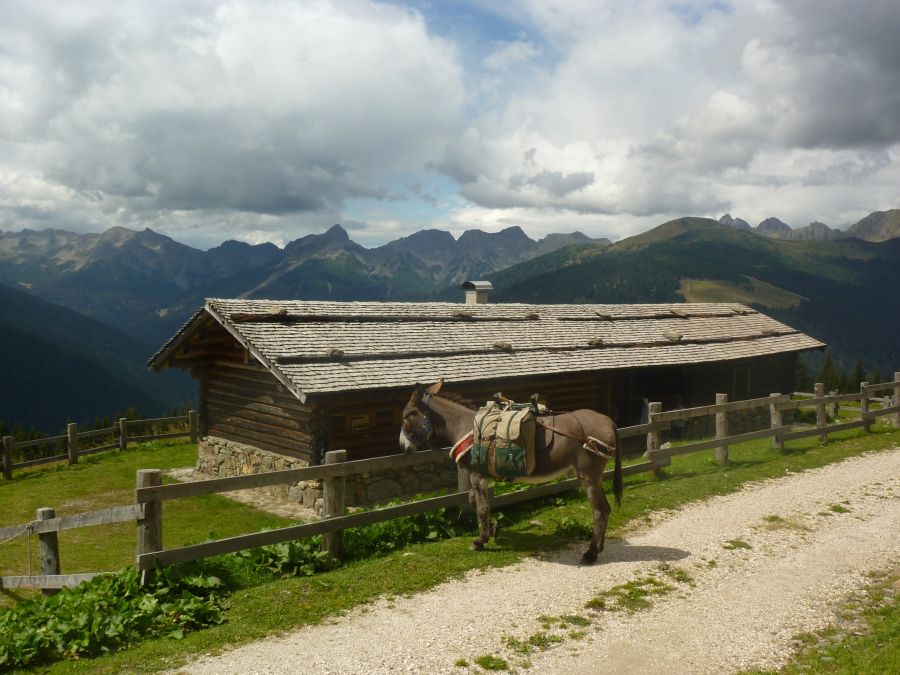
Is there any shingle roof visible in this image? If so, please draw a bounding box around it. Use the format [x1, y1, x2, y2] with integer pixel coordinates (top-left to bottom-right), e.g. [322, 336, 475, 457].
[150, 298, 824, 400]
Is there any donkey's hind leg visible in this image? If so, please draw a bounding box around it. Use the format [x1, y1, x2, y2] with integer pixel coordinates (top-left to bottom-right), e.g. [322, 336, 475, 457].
[469, 472, 494, 551]
[581, 479, 612, 565]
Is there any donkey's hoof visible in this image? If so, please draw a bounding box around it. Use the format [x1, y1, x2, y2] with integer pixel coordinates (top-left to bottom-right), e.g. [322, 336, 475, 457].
[471, 539, 485, 551]
[580, 551, 598, 565]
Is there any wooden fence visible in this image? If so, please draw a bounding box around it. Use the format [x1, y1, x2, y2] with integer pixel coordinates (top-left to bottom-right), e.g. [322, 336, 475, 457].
[2, 374, 898, 591]
[0, 411, 198, 480]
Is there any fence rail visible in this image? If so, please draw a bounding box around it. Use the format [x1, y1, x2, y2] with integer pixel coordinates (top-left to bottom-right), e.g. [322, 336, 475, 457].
[3, 372, 898, 591]
[1, 411, 198, 480]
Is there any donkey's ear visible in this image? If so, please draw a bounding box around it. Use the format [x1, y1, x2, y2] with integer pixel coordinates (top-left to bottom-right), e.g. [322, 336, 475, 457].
[424, 378, 444, 396]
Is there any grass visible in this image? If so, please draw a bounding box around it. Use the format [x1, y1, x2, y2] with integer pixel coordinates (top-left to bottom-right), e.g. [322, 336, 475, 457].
[585, 575, 674, 612]
[723, 538, 753, 550]
[0, 441, 292, 608]
[1, 425, 898, 672]
[749, 567, 900, 674]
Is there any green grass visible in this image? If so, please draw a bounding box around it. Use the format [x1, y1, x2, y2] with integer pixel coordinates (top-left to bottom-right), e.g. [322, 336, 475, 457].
[2, 425, 898, 672]
[749, 567, 900, 674]
[0, 441, 292, 608]
[474, 654, 509, 671]
[723, 538, 753, 550]
[585, 575, 674, 612]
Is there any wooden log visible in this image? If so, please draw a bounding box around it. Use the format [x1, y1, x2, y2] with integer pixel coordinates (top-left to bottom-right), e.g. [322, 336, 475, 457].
[129, 415, 189, 426]
[770, 393, 784, 452]
[79, 442, 122, 456]
[321, 450, 347, 561]
[860, 382, 871, 433]
[77, 426, 118, 440]
[862, 405, 900, 419]
[780, 420, 866, 442]
[136, 449, 449, 502]
[189, 410, 198, 444]
[618, 420, 670, 439]
[135, 470, 163, 584]
[138, 491, 470, 569]
[861, 380, 900, 393]
[651, 394, 790, 422]
[1, 436, 12, 480]
[66, 423, 78, 465]
[36, 507, 60, 597]
[0, 504, 143, 540]
[814, 382, 827, 442]
[894, 372, 900, 430]
[12, 453, 70, 470]
[0, 572, 107, 590]
[119, 418, 128, 450]
[129, 431, 191, 443]
[648, 427, 785, 459]
[715, 393, 728, 465]
[14, 434, 67, 450]
[646, 402, 662, 476]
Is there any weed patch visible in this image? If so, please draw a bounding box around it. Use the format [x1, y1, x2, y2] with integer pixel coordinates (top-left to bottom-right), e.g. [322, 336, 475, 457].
[828, 503, 851, 514]
[586, 575, 674, 613]
[474, 654, 509, 671]
[723, 538, 752, 550]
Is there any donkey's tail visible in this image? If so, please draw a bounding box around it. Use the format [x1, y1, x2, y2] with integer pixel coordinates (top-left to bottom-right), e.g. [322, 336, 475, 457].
[613, 426, 623, 507]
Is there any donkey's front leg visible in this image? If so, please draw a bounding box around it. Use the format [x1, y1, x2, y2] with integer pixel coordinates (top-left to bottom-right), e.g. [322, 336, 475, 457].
[469, 473, 494, 551]
[581, 480, 612, 565]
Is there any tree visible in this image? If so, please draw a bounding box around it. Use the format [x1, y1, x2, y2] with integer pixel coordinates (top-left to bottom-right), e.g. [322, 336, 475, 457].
[794, 359, 813, 392]
[818, 353, 841, 391]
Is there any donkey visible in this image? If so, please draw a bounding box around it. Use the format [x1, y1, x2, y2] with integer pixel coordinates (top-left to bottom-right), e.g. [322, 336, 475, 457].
[400, 380, 623, 564]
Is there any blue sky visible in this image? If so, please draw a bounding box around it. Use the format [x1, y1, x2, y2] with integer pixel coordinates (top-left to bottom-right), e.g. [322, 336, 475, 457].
[1, 0, 898, 249]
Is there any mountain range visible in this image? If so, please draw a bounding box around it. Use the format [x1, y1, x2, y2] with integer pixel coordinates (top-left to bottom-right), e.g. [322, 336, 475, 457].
[718, 208, 900, 242]
[1, 209, 897, 431]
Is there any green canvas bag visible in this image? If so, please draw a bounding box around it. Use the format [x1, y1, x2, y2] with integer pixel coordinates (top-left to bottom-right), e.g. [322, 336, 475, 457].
[472, 401, 536, 480]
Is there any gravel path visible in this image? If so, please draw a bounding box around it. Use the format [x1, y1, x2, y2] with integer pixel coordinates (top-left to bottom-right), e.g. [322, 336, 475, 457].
[181, 448, 900, 675]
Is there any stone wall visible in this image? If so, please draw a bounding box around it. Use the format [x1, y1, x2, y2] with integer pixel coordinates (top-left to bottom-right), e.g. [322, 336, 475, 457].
[197, 436, 458, 513]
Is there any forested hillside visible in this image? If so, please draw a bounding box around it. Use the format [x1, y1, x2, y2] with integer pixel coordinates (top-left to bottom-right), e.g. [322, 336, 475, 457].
[489, 218, 900, 376]
[0, 284, 192, 432]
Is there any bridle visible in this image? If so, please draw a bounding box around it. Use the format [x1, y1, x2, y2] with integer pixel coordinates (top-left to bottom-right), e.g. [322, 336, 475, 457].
[401, 392, 434, 448]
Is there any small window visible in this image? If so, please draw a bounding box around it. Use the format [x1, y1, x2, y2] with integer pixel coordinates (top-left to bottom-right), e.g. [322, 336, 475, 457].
[350, 414, 371, 431]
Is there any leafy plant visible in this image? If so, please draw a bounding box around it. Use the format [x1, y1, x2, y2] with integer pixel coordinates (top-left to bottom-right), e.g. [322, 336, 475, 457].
[0, 565, 225, 670]
[234, 536, 335, 578]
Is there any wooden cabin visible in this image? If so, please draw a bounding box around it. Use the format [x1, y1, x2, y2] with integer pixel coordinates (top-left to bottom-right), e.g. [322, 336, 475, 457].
[149, 297, 824, 467]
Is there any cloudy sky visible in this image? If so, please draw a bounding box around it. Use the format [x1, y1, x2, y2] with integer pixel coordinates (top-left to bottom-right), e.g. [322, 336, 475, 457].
[1, 0, 898, 249]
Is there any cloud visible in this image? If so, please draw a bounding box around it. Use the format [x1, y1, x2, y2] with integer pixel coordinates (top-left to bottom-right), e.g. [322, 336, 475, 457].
[0, 0, 464, 241]
[1, 0, 898, 247]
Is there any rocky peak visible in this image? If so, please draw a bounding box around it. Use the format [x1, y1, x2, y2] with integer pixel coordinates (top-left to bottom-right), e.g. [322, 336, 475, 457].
[756, 217, 792, 239]
[718, 214, 752, 230]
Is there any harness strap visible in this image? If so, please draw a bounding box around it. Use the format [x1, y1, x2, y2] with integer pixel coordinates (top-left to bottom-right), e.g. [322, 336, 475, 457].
[536, 419, 616, 460]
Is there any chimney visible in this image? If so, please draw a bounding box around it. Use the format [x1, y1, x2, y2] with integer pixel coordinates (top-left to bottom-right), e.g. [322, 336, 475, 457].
[461, 280, 493, 305]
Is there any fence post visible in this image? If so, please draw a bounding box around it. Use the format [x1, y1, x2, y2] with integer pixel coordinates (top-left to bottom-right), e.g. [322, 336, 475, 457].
[457, 463, 471, 495]
[136, 469, 163, 584]
[893, 372, 900, 430]
[67, 422, 79, 465]
[770, 393, 784, 452]
[646, 402, 663, 475]
[715, 393, 728, 465]
[860, 382, 871, 433]
[119, 418, 128, 451]
[321, 449, 347, 561]
[36, 507, 60, 597]
[814, 382, 827, 442]
[1, 436, 12, 480]
[188, 410, 198, 444]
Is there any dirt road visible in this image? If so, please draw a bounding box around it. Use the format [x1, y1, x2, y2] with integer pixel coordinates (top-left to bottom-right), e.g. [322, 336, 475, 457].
[181, 448, 900, 674]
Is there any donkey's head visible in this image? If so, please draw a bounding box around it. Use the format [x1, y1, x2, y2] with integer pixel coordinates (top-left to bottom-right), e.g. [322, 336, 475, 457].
[399, 379, 443, 452]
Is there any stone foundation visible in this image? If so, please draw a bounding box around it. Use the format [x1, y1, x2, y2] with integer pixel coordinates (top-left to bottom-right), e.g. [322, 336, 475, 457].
[197, 436, 458, 513]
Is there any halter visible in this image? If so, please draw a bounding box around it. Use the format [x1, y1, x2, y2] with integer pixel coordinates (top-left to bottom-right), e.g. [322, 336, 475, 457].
[401, 392, 434, 447]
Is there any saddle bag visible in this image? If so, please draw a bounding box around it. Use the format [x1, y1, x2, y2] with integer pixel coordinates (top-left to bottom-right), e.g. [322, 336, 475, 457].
[471, 401, 537, 480]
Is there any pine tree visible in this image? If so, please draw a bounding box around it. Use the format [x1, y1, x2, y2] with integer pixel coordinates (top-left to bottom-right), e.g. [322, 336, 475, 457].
[794, 359, 813, 392]
[819, 353, 841, 392]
